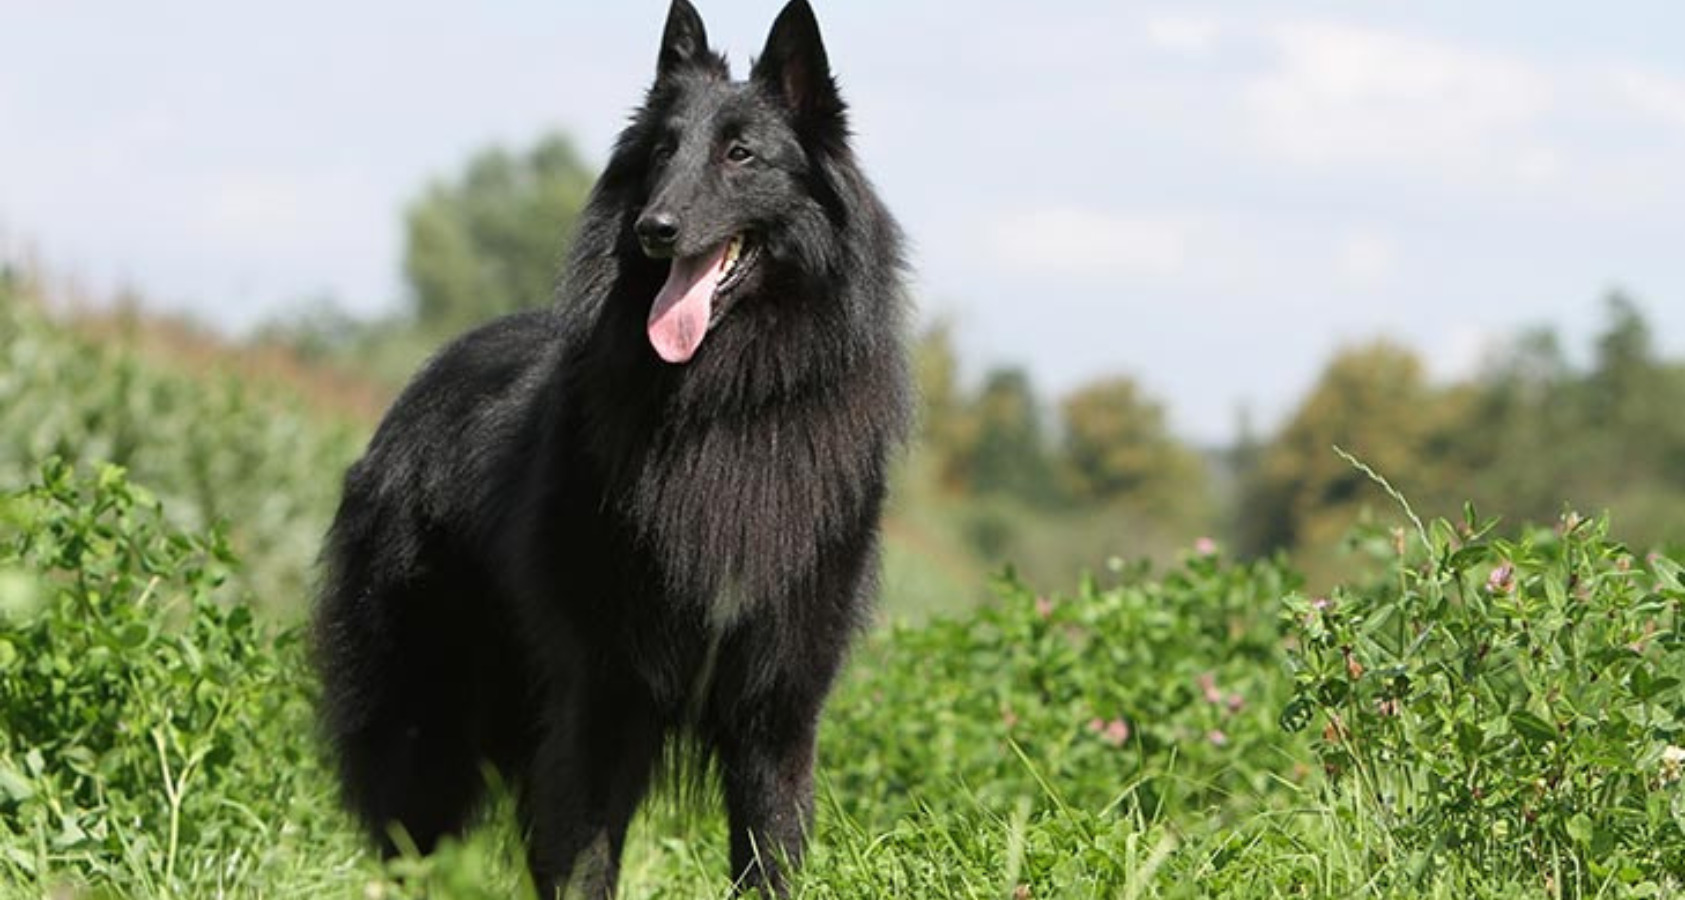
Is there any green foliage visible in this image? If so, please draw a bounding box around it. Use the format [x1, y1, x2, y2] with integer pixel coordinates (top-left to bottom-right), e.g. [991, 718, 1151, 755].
[404, 133, 594, 334]
[958, 366, 1061, 506]
[1454, 295, 1685, 549]
[0, 287, 363, 610]
[0, 460, 337, 895]
[1, 451, 1682, 897]
[1237, 340, 1448, 577]
[911, 321, 972, 494]
[916, 361, 1219, 587]
[1281, 464, 1685, 893]
[830, 551, 1304, 827]
[1057, 376, 1211, 526]
[1240, 293, 1685, 580]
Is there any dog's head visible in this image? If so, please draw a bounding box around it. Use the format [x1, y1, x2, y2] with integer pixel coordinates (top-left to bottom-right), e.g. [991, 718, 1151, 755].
[626, 0, 849, 364]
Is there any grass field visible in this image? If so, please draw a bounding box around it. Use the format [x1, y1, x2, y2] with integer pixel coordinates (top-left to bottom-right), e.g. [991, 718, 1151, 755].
[3, 286, 1683, 898]
[3, 458, 1682, 898]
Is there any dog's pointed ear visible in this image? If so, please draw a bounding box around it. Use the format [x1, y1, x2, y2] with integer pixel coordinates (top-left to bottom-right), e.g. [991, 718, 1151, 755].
[751, 0, 843, 123]
[656, 0, 711, 80]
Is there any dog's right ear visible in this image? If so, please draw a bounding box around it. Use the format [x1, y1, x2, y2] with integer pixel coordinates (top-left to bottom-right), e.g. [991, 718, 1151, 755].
[656, 0, 711, 80]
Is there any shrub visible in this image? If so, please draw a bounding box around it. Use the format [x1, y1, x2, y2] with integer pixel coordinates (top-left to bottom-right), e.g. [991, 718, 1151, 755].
[0, 459, 333, 893]
[1280, 456, 1685, 892]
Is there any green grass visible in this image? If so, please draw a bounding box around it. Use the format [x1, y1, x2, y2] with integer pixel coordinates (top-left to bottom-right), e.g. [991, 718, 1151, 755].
[3, 460, 1681, 899]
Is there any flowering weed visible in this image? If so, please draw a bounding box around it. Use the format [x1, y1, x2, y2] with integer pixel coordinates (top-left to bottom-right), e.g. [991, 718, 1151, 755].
[1281, 455, 1685, 892]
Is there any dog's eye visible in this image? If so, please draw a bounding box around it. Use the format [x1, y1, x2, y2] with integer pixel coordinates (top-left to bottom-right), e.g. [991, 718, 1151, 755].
[726, 144, 754, 163]
[653, 142, 676, 164]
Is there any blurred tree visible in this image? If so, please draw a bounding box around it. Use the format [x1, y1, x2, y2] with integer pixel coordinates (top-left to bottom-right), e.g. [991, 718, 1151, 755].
[1434, 295, 1685, 553]
[1236, 340, 1453, 574]
[403, 133, 594, 333]
[913, 320, 978, 493]
[1588, 291, 1658, 431]
[962, 366, 1058, 505]
[1578, 294, 1685, 538]
[1057, 376, 1207, 520]
[1230, 292, 1685, 572]
[1450, 326, 1582, 524]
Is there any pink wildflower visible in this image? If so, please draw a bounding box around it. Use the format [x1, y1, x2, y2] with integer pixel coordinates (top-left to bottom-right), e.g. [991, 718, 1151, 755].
[1199, 672, 1222, 705]
[1088, 716, 1130, 747]
[1034, 596, 1054, 619]
[1207, 729, 1229, 747]
[1194, 536, 1218, 556]
[1487, 562, 1515, 594]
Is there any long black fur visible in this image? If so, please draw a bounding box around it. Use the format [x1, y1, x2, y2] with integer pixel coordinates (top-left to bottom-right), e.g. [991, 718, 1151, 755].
[311, 2, 909, 897]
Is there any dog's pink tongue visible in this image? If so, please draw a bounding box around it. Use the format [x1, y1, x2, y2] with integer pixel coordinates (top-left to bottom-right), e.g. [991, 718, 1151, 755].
[648, 247, 727, 363]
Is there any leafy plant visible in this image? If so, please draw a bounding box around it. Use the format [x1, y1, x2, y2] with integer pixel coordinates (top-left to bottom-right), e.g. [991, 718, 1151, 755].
[1280, 452, 1685, 892]
[0, 459, 336, 894]
[826, 545, 1307, 881]
[0, 288, 363, 610]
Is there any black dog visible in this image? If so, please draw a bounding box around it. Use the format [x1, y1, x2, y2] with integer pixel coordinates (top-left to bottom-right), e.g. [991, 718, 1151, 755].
[311, 1, 908, 895]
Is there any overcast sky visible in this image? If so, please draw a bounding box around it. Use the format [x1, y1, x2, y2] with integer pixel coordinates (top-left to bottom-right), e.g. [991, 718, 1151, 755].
[4, 1, 1683, 442]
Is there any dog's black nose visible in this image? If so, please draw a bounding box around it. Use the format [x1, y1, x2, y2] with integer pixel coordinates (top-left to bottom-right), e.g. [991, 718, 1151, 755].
[636, 212, 680, 256]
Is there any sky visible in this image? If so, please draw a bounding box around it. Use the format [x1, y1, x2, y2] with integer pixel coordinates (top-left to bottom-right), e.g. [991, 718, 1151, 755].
[4, 1, 1684, 443]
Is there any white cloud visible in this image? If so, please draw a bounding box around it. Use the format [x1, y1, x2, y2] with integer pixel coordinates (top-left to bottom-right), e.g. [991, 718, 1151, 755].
[1515, 146, 1564, 185]
[1244, 21, 1553, 177]
[203, 174, 310, 240]
[1145, 14, 1221, 58]
[1336, 231, 1397, 286]
[1606, 65, 1685, 133]
[989, 208, 1191, 278]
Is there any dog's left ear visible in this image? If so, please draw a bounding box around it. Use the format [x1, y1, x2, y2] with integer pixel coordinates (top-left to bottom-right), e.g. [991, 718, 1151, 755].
[751, 0, 844, 126]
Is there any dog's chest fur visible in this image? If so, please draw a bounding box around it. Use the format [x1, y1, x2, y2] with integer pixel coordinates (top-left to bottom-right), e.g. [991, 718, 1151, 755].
[623, 393, 878, 613]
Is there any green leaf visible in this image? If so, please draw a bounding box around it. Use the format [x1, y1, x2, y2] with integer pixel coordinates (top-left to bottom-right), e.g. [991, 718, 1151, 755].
[115, 622, 151, 650]
[1565, 813, 1593, 847]
[1455, 720, 1484, 757]
[1446, 544, 1491, 572]
[1317, 678, 1350, 706]
[0, 762, 34, 802]
[0, 570, 41, 623]
[1509, 710, 1557, 746]
[1279, 696, 1314, 733]
[1651, 556, 1684, 593]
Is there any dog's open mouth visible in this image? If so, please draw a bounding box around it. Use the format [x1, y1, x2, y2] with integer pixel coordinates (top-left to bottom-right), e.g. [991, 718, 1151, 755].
[647, 235, 757, 364]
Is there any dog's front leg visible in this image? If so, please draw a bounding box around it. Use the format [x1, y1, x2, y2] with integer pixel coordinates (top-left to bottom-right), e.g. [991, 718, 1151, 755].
[522, 683, 663, 900]
[717, 693, 822, 898]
